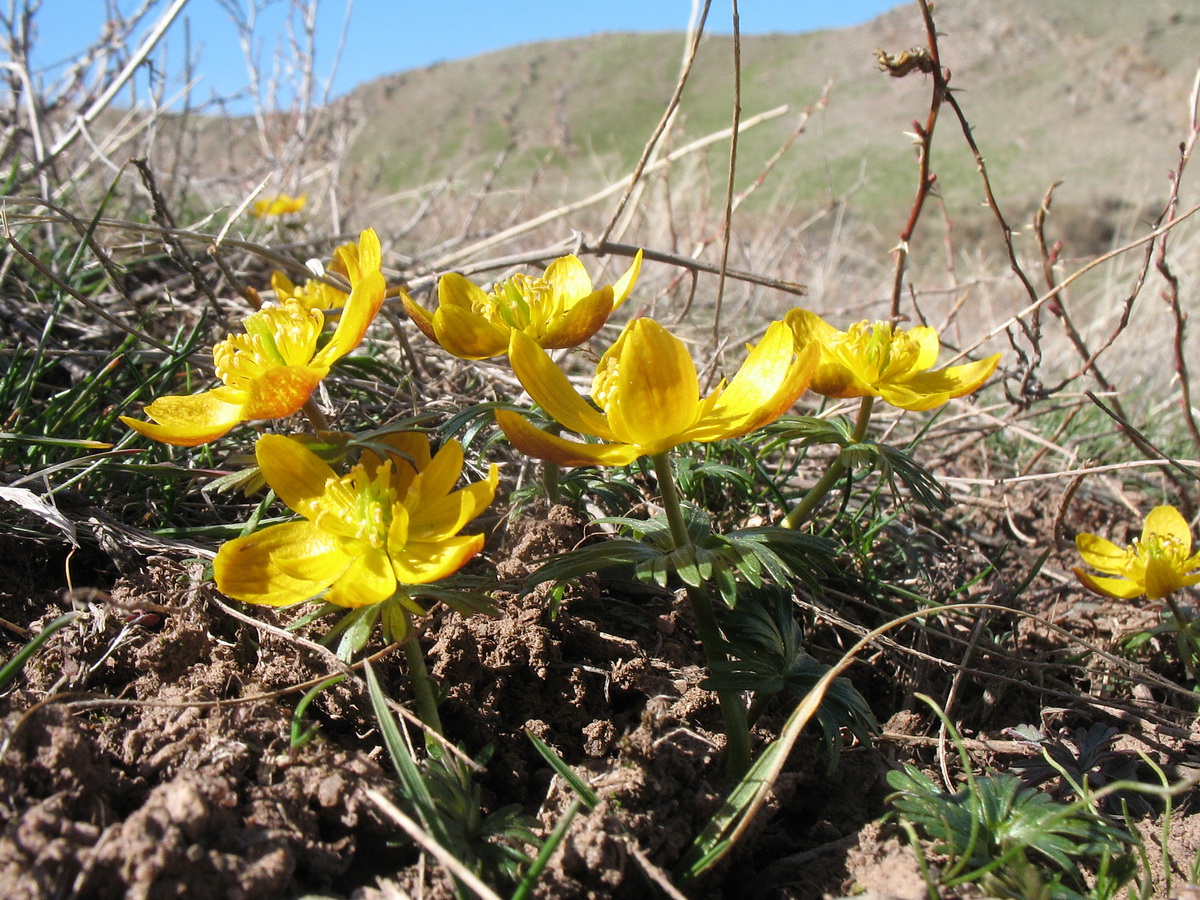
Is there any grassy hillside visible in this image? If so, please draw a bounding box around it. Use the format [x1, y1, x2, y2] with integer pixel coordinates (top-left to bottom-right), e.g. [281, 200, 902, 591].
[337, 0, 1199, 249]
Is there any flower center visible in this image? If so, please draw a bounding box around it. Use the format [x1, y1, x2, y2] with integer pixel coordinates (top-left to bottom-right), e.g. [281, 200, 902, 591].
[838, 321, 922, 384]
[1133, 534, 1190, 571]
[214, 301, 324, 390]
[478, 274, 561, 336]
[590, 353, 621, 413]
[314, 459, 398, 550]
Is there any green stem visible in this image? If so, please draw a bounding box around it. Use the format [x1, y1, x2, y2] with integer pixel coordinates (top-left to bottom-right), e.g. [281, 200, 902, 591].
[651, 451, 751, 779]
[782, 396, 875, 529]
[1163, 593, 1200, 681]
[543, 422, 562, 504]
[401, 627, 444, 740]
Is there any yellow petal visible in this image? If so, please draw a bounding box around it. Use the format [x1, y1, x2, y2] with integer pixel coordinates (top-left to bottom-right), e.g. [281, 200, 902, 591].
[342, 228, 381, 285]
[784, 308, 840, 345]
[892, 354, 1001, 409]
[433, 303, 510, 359]
[256, 434, 339, 523]
[367, 431, 433, 488]
[1072, 567, 1144, 600]
[610, 250, 643, 309]
[543, 255, 593, 301]
[409, 465, 498, 540]
[214, 521, 350, 606]
[1143, 505, 1191, 552]
[417, 439, 466, 500]
[122, 391, 247, 447]
[1075, 532, 1129, 575]
[539, 287, 613, 349]
[313, 269, 385, 366]
[438, 271, 491, 312]
[271, 270, 298, 299]
[508, 330, 615, 440]
[704, 321, 816, 437]
[495, 409, 642, 467]
[1143, 555, 1187, 600]
[392, 535, 485, 584]
[907, 326, 941, 373]
[604, 319, 700, 451]
[325, 547, 398, 608]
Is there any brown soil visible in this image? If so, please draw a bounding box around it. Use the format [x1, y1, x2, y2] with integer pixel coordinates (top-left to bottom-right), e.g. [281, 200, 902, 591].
[1, 494, 1198, 900]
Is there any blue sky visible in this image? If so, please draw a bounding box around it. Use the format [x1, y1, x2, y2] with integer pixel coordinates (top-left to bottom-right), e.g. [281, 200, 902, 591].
[27, 1, 904, 110]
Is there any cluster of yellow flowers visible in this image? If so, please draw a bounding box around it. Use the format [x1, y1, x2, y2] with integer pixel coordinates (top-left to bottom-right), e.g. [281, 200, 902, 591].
[123, 236, 1004, 615]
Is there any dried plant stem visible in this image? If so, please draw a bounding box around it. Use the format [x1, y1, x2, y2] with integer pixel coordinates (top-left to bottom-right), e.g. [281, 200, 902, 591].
[652, 451, 750, 780]
[598, 0, 712, 245]
[301, 398, 330, 434]
[782, 396, 875, 529]
[888, 0, 946, 320]
[711, 0, 741, 347]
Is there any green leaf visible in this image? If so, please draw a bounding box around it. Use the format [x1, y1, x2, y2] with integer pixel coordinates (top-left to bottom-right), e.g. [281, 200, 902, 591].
[522, 538, 664, 595]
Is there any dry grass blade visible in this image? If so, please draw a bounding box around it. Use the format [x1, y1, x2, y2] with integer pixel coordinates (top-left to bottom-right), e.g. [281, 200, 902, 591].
[366, 788, 504, 900]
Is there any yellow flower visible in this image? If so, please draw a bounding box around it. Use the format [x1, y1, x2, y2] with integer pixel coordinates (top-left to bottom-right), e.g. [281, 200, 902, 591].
[121, 229, 385, 446]
[271, 236, 380, 311]
[252, 192, 307, 218]
[1074, 505, 1200, 600]
[402, 251, 643, 359]
[495, 317, 817, 466]
[213, 433, 498, 608]
[784, 309, 1000, 412]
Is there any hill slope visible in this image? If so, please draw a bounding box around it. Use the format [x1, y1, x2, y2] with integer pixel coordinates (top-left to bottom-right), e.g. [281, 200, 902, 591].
[337, 0, 1199, 245]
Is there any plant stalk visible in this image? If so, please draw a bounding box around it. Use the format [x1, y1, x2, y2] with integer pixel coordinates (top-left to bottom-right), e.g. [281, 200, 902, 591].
[543, 422, 562, 504]
[301, 396, 331, 434]
[782, 396, 875, 529]
[652, 451, 751, 779]
[401, 628, 444, 739]
[1163, 593, 1200, 680]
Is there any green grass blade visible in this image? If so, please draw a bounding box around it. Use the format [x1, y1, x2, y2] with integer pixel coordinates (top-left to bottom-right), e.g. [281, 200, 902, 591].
[0, 612, 77, 691]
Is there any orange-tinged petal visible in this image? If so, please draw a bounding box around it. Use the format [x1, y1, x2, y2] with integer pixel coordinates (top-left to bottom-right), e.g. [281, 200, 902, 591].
[393, 535, 485, 584]
[121, 391, 247, 447]
[605, 319, 700, 451]
[326, 547, 397, 608]
[433, 303, 509, 359]
[215, 521, 350, 606]
[1075, 533, 1129, 575]
[508, 330, 615, 440]
[1144, 505, 1192, 552]
[610, 250, 643, 309]
[241, 364, 325, 419]
[539, 287, 613, 348]
[400, 291, 440, 344]
[1072, 567, 1144, 600]
[256, 434, 340, 523]
[496, 409, 642, 467]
